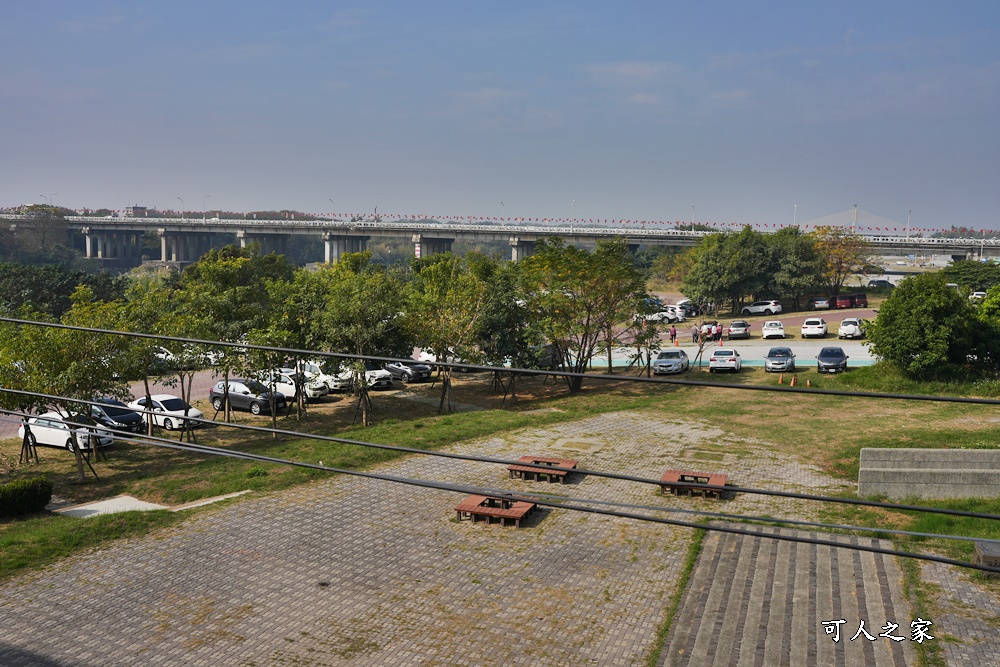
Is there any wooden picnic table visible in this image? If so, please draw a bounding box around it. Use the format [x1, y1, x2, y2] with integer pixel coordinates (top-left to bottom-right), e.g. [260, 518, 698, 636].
[659, 469, 729, 499]
[454, 494, 536, 527]
[507, 456, 579, 484]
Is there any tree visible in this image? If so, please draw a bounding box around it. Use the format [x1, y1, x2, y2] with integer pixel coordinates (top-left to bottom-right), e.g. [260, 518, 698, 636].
[769, 228, 823, 308]
[310, 252, 412, 425]
[519, 238, 646, 393]
[812, 227, 873, 296]
[941, 260, 1000, 292]
[407, 254, 488, 412]
[866, 273, 989, 378]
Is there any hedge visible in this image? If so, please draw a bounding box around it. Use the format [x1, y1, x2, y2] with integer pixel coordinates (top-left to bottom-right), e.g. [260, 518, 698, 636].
[0, 477, 53, 517]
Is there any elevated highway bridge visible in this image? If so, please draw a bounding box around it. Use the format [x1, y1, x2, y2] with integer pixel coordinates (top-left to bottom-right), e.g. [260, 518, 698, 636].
[1, 214, 995, 268]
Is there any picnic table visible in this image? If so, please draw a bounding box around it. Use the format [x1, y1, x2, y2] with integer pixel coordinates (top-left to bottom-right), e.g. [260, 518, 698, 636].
[454, 495, 536, 527]
[507, 456, 579, 484]
[659, 469, 729, 499]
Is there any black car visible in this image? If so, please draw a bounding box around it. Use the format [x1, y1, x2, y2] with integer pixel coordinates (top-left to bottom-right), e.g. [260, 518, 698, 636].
[383, 360, 433, 383]
[209, 379, 287, 415]
[816, 347, 849, 373]
[91, 398, 145, 433]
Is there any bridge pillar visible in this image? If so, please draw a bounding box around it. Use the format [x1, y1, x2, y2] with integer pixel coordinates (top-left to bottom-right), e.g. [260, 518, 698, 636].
[323, 233, 369, 263]
[81, 227, 93, 258]
[509, 237, 535, 262]
[412, 234, 453, 258]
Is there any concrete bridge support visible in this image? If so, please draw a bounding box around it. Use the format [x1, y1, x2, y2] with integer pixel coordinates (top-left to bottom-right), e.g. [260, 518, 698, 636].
[509, 237, 536, 262]
[323, 234, 369, 263]
[81, 227, 144, 267]
[237, 230, 290, 255]
[412, 234, 453, 258]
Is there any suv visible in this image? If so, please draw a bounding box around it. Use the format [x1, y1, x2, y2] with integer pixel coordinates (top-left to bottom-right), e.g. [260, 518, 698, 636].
[727, 320, 751, 339]
[800, 318, 828, 339]
[741, 300, 782, 316]
[210, 379, 288, 415]
[867, 279, 893, 289]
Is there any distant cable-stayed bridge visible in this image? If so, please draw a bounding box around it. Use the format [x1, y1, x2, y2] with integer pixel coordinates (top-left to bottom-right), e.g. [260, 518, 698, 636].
[0, 209, 995, 267]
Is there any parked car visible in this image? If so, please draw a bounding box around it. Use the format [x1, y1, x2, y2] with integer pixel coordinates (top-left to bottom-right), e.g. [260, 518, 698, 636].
[807, 296, 830, 310]
[816, 347, 849, 373]
[18, 411, 114, 451]
[832, 295, 854, 308]
[643, 310, 677, 323]
[727, 320, 751, 340]
[868, 279, 893, 289]
[363, 362, 395, 389]
[300, 360, 352, 392]
[699, 321, 719, 337]
[741, 300, 782, 316]
[852, 293, 869, 308]
[652, 349, 690, 375]
[764, 347, 796, 373]
[127, 394, 204, 430]
[838, 318, 865, 339]
[416, 351, 474, 372]
[800, 318, 828, 339]
[262, 369, 329, 400]
[761, 320, 785, 339]
[663, 305, 686, 322]
[383, 360, 434, 383]
[970, 291, 987, 301]
[90, 398, 144, 434]
[708, 349, 742, 373]
[209, 380, 287, 415]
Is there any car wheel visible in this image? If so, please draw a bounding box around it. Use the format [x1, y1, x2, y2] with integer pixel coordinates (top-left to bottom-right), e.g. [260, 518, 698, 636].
[764, 309, 773, 315]
[741, 308, 751, 315]
[66, 438, 75, 452]
[401, 372, 412, 383]
[250, 402, 263, 416]
[163, 417, 174, 431]
[212, 397, 224, 411]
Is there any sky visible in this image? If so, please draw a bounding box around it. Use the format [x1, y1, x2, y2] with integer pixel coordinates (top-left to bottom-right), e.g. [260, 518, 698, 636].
[2, 1, 999, 230]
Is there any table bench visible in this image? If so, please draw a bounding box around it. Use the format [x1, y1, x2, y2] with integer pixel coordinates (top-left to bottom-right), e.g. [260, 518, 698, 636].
[507, 456, 579, 484]
[454, 494, 536, 527]
[659, 469, 729, 499]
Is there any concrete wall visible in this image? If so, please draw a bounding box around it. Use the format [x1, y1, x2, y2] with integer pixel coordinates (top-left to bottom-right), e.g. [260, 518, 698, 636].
[858, 448, 1000, 499]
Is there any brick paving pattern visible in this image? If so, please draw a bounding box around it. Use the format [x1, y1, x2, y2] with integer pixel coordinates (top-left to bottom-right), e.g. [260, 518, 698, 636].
[0, 409, 995, 665]
[921, 560, 1000, 666]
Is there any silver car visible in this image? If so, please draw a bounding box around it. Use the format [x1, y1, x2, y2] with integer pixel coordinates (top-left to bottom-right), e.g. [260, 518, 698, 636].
[764, 347, 796, 373]
[652, 349, 690, 375]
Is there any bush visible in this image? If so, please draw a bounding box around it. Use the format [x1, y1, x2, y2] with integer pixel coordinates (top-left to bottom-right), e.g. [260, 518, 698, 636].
[0, 477, 53, 517]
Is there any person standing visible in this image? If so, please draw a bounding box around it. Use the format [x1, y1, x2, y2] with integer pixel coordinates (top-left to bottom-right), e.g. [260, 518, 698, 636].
[669, 325, 677, 344]
[691, 324, 698, 343]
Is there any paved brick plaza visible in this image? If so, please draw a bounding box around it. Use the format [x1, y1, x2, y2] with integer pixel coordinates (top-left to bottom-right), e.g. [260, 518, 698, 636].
[0, 411, 997, 665]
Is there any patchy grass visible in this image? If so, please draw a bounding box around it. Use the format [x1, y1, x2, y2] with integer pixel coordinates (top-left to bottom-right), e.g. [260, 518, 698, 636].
[0, 510, 183, 582]
[647, 525, 705, 667]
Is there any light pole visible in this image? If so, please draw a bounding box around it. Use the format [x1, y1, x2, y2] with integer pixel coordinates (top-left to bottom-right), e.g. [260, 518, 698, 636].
[328, 198, 336, 220]
[500, 201, 505, 220]
[906, 209, 911, 238]
[374, 195, 380, 219]
[203, 195, 212, 222]
[49, 193, 57, 209]
[570, 199, 575, 233]
[793, 204, 797, 227]
[851, 204, 858, 233]
[39, 195, 49, 206]
[691, 205, 695, 232]
[177, 196, 184, 220]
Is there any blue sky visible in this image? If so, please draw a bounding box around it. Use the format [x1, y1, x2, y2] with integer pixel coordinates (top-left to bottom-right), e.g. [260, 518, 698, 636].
[2, 1, 998, 229]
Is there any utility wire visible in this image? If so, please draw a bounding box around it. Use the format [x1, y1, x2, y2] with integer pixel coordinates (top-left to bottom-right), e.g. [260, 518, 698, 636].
[4, 389, 1000, 523]
[9, 409, 999, 575]
[5, 315, 1000, 406]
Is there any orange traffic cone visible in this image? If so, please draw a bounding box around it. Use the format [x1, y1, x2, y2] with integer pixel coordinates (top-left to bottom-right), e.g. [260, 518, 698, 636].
[790, 376, 797, 387]
[778, 374, 784, 385]
[674, 338, 679, 347]
[806, 379, 812, 388]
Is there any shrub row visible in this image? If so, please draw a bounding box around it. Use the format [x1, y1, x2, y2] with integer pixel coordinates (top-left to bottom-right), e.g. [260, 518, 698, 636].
[0, 477, 53, 517]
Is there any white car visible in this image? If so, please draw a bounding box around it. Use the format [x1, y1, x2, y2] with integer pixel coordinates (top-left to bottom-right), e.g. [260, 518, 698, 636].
[18, 411, 115, 451]
[127, 394, 204, 430]
[652, 349, 690, 375]
[837, 318, 865, 339]
[741, 300, 782, 316]
[801, 318, 829, 339]
[300, 360, 353, 392]
[262, 369, 329, 400]
[709, 349, 742, 373]
[362, 363, 394, 389]
[761, 321, 785, 340]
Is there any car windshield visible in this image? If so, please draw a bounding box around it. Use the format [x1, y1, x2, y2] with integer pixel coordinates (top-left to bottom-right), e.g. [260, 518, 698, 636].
[768, 349, 790, 357]
[657, 352, 681, 360]
[160, 398, 187, 411]
[715, 351, 734, 357]
[819, 348, 846, 359]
